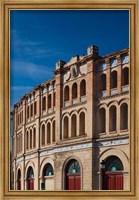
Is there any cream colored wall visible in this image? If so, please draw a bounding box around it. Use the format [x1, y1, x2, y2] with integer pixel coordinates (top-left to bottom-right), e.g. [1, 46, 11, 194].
[12, 47, 130, 191]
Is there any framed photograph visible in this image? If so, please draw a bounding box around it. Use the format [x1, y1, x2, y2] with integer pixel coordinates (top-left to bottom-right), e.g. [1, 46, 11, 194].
[0, 0, 138, 199]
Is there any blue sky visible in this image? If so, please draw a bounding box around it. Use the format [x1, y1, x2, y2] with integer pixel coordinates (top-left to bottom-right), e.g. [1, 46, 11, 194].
[10, 10, 129, 108]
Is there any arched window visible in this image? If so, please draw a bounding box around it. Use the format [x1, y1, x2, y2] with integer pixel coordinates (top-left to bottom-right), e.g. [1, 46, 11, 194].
[20, 112, 22, 123]
[71, 114, 77, 137]
[64, 116, 68, 139]
[26, 131, 29, 149]
[109, 105, 116, 132]
[48, 94, 51, 109]
[42, 97, 46, 111]
[16, 136, 19, 153]
[19, 134, 22, 152]
[53, 92, 56, 107]
[27, 166, 34, 190]
[99, 108, 106, 133]
[72, 83, 77, 99]
[17, 169, 21, 190]
[105, 156, 124, 172]
[100, 74, 106, 91]
[22, 111, 23, 122]
[47, 122, 51, 144]
[41, 124, 45, 146]
[80, 80, 86, 96]
[122, 67, 129, 86]
[64, 86, 69, 102]
[120, 103, 128, 130]
[17, 114, 19, 125]
[27, 106, 29, 119]
[79, 112, 85, 135]
[34, 102, 37, 115]
[33, 128, 36, 148]
[43, 163, 54, 177]
[65, 159, 81, 190]
[52, 121, 55, 143]
[110, 71, 117, 89]
[31, 104, 33, 117]
[30, 130, 32, 149]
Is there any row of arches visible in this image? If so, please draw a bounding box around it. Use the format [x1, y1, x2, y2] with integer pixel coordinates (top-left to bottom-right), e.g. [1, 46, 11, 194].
[41, 120, 55, 146]
[62, 111, 86, 139]
[16, 133, 22, 154]
[42, 92, 56, 111]
[17, 111, 23, 126]
[98, 102, 128, 133]
[26, 128, 36, 150]
[100, 67, 129, 92]
[16, 155, 125, 190]
[64, 79, 86, 102]
[27, 102, 37, 119]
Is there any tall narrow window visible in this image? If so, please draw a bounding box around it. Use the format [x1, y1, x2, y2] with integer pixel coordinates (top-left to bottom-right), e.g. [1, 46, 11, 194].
[71, 114, 77, 137]
[122, 67, 129, 86]
[72, 83, 77, 99]
[120, 103, 128, 130]
[17, 135, 19, 153]
[22, 111, 23, 122]
[30, 130, 32, 149]
[64, 86, 69, 102]
[20, 134, 22, 152]
[18, 114, 19, 125]
[26, 131, 29, 149]
[53, 92, 56, 107]
[20, 112, 21, 124]
[79, 112, 85, 135]
[33, 128, 36, 148]
[98, 108, 106, 133]
[41, 124, 45, 146]
[47, 122, 51, 144]
[42, 97, 46, 111]
[110, 71, 117, 89]
[48, 94, 51, 109]
[17, 169, 21, 190]
[100, 74, 106, 91]
[64, 116, 68, 139]
[27, 106, 29, 119]
[80, 80, 86, 96]
[109, 105, 117, 132]
[52, 120, 55, 142]
[31, 104, 33, 117]
[34, 102, 37, 115]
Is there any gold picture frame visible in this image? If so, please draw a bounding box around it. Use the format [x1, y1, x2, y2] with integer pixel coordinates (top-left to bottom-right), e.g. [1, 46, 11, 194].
[0, 0, 139, 199]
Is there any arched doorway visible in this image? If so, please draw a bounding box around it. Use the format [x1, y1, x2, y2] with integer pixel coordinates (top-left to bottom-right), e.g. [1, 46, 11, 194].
[41, 163, 54, 190]
[27, 166, 34, 190]
[17, 169, 21, 190]
[102, 156, 124, 190]
[65, 159, 81, 190]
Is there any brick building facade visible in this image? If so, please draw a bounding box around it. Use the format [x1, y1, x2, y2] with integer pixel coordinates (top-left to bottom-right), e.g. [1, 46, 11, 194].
[12, 45, 130, 190]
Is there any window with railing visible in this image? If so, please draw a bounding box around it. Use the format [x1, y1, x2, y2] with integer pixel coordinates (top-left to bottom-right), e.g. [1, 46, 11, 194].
[121, 55, 129, 64]
[100, 62, 106, 70]
[110, 58, 117, 67]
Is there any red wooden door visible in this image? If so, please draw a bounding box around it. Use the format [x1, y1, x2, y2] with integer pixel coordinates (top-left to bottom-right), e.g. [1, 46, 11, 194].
[103, 172, 123, 190]
[30, 179, 34, 190]
[28, 179, 34, 190]
[66, 174, 81, 190]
